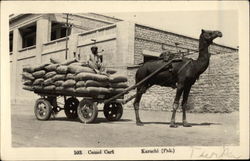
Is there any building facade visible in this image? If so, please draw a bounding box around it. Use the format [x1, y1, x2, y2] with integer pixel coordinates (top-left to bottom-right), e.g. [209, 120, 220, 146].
[9, 13, 238, 112]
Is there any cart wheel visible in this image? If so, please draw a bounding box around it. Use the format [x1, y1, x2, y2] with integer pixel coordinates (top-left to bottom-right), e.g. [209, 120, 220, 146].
[77, 99, 98, 123]
[34, 98, 52, 120]
[104, 102, 123, 121]
[64, 97, 79, 119]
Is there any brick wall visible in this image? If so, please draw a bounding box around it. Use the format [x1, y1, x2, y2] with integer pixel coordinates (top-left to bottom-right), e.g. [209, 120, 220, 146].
[134, 24, 237, 65]
[187, 52, 239, 113]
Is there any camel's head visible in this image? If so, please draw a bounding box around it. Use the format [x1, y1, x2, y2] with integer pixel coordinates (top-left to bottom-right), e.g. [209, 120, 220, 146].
[200, 29, 223, 44]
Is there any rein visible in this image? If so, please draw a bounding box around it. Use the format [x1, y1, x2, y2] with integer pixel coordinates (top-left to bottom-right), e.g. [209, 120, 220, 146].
[177, 59, 192, 74]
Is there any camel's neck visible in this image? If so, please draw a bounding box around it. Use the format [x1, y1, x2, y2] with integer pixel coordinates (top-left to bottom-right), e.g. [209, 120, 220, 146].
[196, 38, 211, 75]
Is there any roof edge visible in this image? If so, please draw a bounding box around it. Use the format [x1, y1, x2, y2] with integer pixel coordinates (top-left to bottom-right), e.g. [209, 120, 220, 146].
[88, 12, 123, 22]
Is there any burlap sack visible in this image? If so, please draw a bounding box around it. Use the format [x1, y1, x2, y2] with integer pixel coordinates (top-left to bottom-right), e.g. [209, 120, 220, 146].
[33, 85, 43, 91]
[56, 65, 68, 74]
[110, 82, 128, 88]
[45, 64, 59, 71]
[32, 70, 46, 78]
[43, 78, 54, 86]
[98, 87, 111, 94]
[44, 71, 57, 79]
[62, 79, 76, 88]
[50, 58, 62, 64]
[76, 87, 88, 94]
[23, 86, 34, 91]
[87, 87, 110, 95]
[110, 88, 127, 94]
[75, 73, 109, 82]
[62, 87, 75, 93]
[68, 65, 95, 74]
[86, 87, 99, 95]
[70, 62, 88, 67]
[85, 80, 110, 88]
[79, 61, 88, 66]
[66, 73, 76, 80]
[52, 74, 65, 81]
[54, 80, 64, 87]
[93, 73, 110, 82]
[22, 72, 35, 80]
[70, 62, 82, 66]
[55, 86, 64, 92]
[106, 69, 117, 75]
[34, 63, 50, 71]
[61, 58, 77, 66]
[75, 81, 86, 88]
[23, 66, 35, 73]
[44, 85, 56, 91]
[33, 78, 44, 85]
[75, 73, 91, 81]
[109, 74, 128, 83]
[23, 80, 33, 86]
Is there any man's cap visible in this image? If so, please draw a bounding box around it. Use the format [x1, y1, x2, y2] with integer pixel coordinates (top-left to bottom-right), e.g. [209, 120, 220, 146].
[91, 46, 98, 50]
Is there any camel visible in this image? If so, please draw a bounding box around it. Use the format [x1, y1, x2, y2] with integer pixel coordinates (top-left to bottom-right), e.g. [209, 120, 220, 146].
[133, 29, 222, 127]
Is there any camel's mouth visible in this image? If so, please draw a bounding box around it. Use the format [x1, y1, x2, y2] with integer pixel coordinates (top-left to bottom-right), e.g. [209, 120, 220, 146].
[217, 32, 223, 38]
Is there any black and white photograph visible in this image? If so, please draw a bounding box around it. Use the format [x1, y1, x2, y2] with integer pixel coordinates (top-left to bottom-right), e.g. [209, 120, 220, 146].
[1, 1, 249, 160]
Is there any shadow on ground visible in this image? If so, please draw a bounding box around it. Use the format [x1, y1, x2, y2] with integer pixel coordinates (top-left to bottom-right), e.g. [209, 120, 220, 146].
[49, 117, 220, 126]
[50, 117, 132, 124]
[142, 121, 221, 126]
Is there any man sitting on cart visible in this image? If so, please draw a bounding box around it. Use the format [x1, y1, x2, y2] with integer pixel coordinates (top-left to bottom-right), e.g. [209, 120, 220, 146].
[87, 46, 106, 75]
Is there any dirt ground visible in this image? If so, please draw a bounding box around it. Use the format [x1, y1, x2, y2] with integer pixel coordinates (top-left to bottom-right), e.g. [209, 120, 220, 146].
[11, 104, 239, 147]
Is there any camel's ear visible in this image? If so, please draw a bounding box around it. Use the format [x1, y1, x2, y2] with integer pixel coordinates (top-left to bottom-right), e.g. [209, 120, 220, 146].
[201, 29, 205, 33]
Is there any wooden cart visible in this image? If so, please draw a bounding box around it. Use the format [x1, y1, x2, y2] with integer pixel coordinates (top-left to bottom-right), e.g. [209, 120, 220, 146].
[34, 90, 124, 123]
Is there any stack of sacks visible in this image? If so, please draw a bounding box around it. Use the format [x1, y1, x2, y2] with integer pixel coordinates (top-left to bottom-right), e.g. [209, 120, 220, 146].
[22, 63, 50, 91]
[22, 58, 129, 96]
[22, 67, 35, 91]
[22, 58, 81, 93]
[74, 72, 110, 95]
[109, 74, 129, 94]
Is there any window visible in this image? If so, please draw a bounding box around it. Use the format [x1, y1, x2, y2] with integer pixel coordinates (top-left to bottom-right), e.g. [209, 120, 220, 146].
[50, 22, 71, 41]
[19, 23, 37, 48]
[9, 31, 13, 52]
[144, 55, 158, 63]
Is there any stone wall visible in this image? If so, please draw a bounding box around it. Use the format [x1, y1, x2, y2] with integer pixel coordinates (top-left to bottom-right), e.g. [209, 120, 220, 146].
[188, 52, 239, 113]
[134, 24, 237, 65]
[124, 52, 239, 113]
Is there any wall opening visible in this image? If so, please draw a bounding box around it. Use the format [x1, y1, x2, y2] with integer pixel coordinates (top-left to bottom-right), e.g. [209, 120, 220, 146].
[143, 55, 158, 63]
[50, 21, 71, 41]
[19, 22, 37, 48]
[9, 31, 13, 52]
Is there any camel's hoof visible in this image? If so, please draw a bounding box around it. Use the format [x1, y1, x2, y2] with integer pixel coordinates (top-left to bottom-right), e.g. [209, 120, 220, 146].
[136, 121, 144, 126]
[169, 124, 178, 128]
[183, 123, 192, 127]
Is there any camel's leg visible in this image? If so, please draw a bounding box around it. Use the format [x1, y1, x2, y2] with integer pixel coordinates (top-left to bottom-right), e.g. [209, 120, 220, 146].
[133, 85, 148, 126]
[170, 84, 184, 128]
[182, 85, 192, 127]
